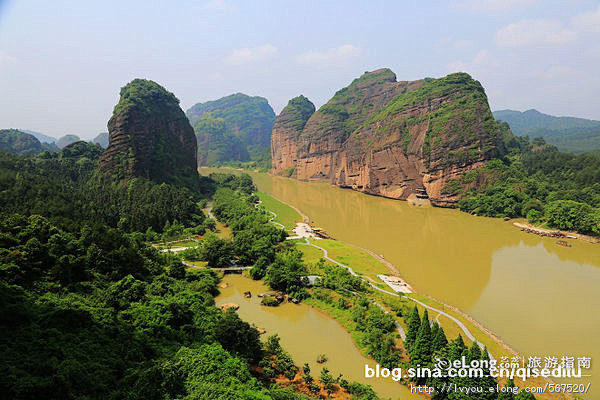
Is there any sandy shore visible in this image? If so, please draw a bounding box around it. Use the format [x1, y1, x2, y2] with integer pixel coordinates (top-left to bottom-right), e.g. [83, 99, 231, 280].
[513, 221, 599, 244]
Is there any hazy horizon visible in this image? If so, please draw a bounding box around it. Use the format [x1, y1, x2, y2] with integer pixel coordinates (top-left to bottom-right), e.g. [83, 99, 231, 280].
[1, 0, 599, 140]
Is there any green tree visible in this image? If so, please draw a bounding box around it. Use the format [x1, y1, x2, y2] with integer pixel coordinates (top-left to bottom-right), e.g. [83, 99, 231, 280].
[411, 309, 432, 369]
[405, 305, 421, 352]
[198, 232, 234, 268]
[264, 248, 306, 293]
[497, 379, 516, 400]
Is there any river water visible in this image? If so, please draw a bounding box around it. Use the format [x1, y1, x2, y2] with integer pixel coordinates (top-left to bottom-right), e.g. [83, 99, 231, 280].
[203, 168, 600, 398]
[216, 274, 421, 400]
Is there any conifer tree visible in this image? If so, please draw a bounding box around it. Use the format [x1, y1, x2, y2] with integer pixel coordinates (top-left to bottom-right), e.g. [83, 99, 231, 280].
[411, 309, 432, 369]
[432, 325, 448, 352]
[497, 379, 516, 400]
[405, 305, 421, 353]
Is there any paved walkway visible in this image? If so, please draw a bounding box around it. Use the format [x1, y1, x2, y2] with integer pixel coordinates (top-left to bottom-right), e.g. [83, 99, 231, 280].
[300, 237, 490, 356]
[256, 200, 285, 229]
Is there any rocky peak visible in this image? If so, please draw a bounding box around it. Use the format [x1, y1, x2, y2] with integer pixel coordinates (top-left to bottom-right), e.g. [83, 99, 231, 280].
[270, 95, 315, 175]
[98, 79, 198, 190]
[271, 69, 500, 206]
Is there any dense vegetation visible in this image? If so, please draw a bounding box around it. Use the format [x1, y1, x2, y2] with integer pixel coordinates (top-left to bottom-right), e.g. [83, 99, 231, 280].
[0, 129, 43, 155]
[0, 142, 210, 234]
[0, 212, 325, 399]
[112, 79, 180, 116]
[281, 95, 316, 133]
[208, 176, 287, 270]
[453, 139, 600, 235]
[404, 306, 536, 400]
[494, 109, 600, 153]
[187, 93, 276, 166]
[367, 72, 499, 163]
[194, 115, 250, 165]
[1, 145, 381, 399]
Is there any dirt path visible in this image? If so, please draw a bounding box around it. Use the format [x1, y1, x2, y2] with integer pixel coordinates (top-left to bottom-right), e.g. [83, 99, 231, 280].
[255, 200, 285, 229]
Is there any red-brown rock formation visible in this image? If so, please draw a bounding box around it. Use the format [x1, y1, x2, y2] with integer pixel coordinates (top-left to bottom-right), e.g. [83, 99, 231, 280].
[271, 69, 500, 206]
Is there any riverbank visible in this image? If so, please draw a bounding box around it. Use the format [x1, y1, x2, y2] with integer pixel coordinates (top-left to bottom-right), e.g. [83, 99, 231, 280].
[257, 188, 570, 400]
[513, 220, 599, 244]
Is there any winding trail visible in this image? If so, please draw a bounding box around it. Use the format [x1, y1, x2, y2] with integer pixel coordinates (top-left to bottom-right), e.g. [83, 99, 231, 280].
[300, 238, 490, 355]
[256, 200, 285, 229]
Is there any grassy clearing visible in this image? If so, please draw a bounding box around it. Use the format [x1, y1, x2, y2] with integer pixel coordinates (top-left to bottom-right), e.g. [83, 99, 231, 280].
[307, 238, 389, 280]
[256, 192, 301, 230]
[294, 241, 335, 269]
[184, 260, 208, 268]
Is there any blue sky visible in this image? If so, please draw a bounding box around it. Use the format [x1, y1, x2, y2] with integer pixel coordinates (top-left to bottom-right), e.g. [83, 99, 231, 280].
[0, 0, 599, 139]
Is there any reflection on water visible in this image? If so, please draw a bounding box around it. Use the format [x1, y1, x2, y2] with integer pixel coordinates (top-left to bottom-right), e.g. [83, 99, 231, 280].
[216, 274, 421, 400]
[202, 168, 600, 398]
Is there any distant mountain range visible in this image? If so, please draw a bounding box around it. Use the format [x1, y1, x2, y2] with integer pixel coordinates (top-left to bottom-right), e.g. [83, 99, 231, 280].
[92, 132, 109, 148]
[493, 109, 600, 153]
[21, 129, 57, 144]
[0, 129, 61, 154]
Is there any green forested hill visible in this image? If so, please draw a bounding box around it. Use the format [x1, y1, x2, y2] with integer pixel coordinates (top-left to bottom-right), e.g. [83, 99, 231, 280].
[186, 93, 275, 165]
[453, 133, 600, 235]
[57, 134, 81, 149]
[493, 109, 600, 153]
[98, 79, 200, 193]
[0, 129, 43, 155]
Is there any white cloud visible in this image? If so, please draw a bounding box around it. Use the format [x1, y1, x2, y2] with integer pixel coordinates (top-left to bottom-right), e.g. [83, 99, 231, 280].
[203, 0, 234, 11]
[296, 44, 361, 68]
[533, 65, 582, 81]
[495, 5, 600, 48]
[448, 49, 499, 73]
[438, 37, 473, 50]
[0, 50, 17, 73]
[585, 46, 600, 58]
[495, 19, 576, 47]
[226, 44, 277, 65]
[448, 60, 468, 71]
[454, 0, 538, 12]
[571, 5, 600, 33]
[207, 72, 223, 81]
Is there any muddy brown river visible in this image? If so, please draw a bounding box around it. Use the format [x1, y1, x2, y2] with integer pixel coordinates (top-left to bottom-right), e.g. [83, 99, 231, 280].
[203, 168, 600, 398]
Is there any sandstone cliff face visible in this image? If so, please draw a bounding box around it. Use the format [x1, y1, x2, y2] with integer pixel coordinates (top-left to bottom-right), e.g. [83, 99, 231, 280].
[271, 70, 500, 206]
[270, 95, 315, 175]
[98, 79, 198, 190]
